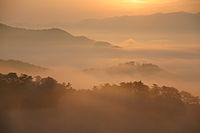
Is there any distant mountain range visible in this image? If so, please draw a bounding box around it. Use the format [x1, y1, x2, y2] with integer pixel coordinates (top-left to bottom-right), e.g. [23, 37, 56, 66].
[71, 12, 200, 34]
[0, 59, 47, 74]
[0, 23, 116, 48]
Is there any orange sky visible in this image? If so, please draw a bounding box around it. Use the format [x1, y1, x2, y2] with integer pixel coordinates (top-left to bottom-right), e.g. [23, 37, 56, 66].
[0, 0, 200, 25]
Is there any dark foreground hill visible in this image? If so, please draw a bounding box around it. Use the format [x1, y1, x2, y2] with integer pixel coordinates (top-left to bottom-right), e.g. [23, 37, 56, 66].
[0, 73, 199, 133]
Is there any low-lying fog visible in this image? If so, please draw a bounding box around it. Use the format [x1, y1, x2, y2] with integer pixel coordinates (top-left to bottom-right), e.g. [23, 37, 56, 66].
[1, 39, 200, 95]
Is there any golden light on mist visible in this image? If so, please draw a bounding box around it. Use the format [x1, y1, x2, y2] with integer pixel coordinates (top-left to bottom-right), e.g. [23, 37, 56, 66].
[0, 0, 200, 25]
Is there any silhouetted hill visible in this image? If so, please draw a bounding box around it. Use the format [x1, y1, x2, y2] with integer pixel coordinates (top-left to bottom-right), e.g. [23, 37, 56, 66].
[0, 23, 115, 48]
[0, 73, 199, 133]
[84, 61, 168, 78]
[72, 12, 200, 34]
[0, 59, 47, 74]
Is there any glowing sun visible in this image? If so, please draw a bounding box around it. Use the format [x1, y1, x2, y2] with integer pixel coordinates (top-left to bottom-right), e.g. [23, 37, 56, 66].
[129, 0, 148, 3]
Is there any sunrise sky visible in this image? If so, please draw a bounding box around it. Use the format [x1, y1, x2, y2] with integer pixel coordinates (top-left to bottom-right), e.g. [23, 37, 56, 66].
[0, 0, 200, 25]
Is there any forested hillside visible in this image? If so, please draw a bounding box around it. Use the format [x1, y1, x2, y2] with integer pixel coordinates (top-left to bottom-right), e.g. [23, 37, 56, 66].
[0, 73, 199, 133]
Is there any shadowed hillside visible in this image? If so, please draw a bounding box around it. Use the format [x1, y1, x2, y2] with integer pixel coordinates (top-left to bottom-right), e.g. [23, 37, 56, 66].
[0, 59, 47, 74]
[0, 23, 116, 48]
[0, 23, 92, 45]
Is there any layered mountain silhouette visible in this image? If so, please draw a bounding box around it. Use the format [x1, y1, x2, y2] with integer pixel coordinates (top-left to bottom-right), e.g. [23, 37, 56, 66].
[0, 59, 47, 74]
[72, 12, 200, 34]
[0, 23, 116, 48]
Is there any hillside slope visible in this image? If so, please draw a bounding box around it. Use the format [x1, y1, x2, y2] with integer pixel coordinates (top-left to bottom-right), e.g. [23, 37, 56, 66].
[0, 59, 47, 74]
[0, 23, 115, 48]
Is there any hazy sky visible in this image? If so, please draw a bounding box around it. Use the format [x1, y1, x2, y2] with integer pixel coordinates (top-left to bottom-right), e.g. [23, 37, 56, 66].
[0, 0, 200, 26]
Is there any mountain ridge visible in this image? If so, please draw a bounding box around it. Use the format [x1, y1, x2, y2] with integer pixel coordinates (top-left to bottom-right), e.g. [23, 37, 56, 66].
[0, 59, 47, 74]
[0, 23, 117, 48]
[72, 12, 200, 34]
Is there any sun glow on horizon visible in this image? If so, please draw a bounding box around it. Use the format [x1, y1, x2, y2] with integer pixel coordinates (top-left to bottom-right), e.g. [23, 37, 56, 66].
[127, 0, 148, 3]
[1, 0, 199, 24]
